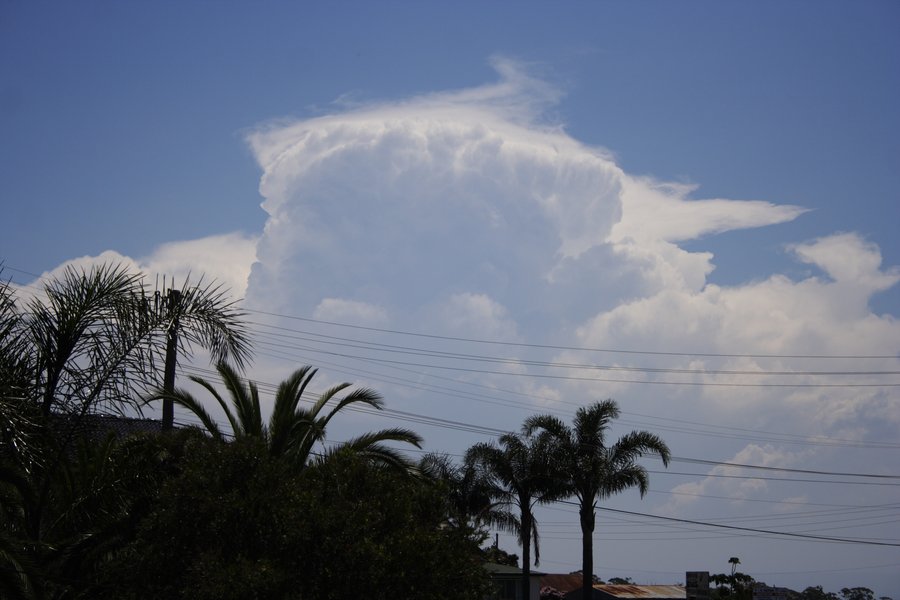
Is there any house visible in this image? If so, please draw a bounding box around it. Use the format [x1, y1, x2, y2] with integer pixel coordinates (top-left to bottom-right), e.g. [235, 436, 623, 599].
[61, 413, 163, 438]
[752, 583, 791, 600]
[49, 412, 163, 445]
[484, 562, 544, 600]
[566, 584, 687, 600]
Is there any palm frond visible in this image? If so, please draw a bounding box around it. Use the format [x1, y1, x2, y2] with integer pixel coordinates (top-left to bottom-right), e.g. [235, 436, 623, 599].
[611, 430, 671, 467]
[268, 366, 316, 454]
[149, 387, 225, 441]
[171, 276, 252, 369]
[216, 362, 261, 438]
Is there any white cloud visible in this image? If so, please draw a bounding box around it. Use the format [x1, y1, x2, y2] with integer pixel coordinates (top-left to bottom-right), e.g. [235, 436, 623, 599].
[313, 298, 388, 326]
[612, 176, 807, 244]
[789, 233, 900, 307]
[664, 444, 814, 512]
[138, 233, 258, 299]
[577, 231, 900, 359]
[20, 233, 257, 302]
[431, 292, 520, 341]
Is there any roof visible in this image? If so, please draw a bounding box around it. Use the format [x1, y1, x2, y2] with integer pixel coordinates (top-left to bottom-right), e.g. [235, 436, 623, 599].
[594, 585, 686, 599]
[541, 574, 584, 593]
[50, 412, 163, 440]
[483, 563, 546, 577]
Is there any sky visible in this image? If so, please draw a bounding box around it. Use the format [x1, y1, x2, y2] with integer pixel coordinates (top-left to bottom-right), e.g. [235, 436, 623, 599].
[2, 1, 899, 596]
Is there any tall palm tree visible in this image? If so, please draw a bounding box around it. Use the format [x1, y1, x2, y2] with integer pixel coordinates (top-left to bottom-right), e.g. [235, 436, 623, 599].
[150, 361, 423, 471]
[526, 400, 670, 600]
[465, 430, 565, 600]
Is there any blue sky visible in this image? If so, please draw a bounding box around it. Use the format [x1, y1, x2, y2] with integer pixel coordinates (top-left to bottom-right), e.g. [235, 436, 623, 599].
[2, 2, 899, 596]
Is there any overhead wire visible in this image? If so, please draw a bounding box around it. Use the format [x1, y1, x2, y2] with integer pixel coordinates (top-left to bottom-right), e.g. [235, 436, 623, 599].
[248, 332, 900, 389]
[175, 363, 900, 484]
[245, 308, 900, 360]
[248, 320, 900, 377]
[242, 322, 900, 449]
[567, 502, 900, 547]
[9, 263, 900, 547]
[16, 263, 893, 369]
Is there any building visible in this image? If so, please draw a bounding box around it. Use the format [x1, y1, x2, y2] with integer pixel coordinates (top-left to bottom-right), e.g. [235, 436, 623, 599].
[484, 562, 544, 600]
[753, 583, 791, 600]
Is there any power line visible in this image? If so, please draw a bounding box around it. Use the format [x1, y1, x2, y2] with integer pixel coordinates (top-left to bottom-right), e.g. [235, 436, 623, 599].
[250, 336, 900, 389]
[245, 307, 900, 360]
[664, 456, 900, 479]
[249, 321, 900, 377]
[175, 364, 900, 484]
[646, 470, 900, 486]
[249, 336, 900, 450]
[6, 264, 898, 367]
[9, 263, 900, 484]
[583, 503, 900, 547]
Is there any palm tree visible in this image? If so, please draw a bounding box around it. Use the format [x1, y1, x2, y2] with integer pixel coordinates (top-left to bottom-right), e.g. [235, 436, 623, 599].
[0, 264, 251, 598]
[419, 452, 518, 536]
[526, 400, 670, 600]
[0, 273, 38, 461]
[728, 557, 742, 595]
[150, 361, 423, 471]
[16, 263, 251, 419]
[465, 429, 565, 600]
[0, 460, 37, 600]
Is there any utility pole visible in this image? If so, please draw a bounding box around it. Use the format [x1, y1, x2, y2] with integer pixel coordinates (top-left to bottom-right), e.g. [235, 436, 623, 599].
[161, 288, 181, 431]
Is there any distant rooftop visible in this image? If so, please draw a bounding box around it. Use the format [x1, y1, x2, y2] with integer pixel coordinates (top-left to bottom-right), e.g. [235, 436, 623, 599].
[484, 562, 546, 577]
[541, 573, 583, 594]
[49, 412, 163, 440]
[594, 585, 686, 599]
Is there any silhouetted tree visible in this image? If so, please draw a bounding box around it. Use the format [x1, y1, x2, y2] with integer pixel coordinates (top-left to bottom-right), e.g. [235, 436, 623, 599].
[466, 429, 565, 600]
[149, 361, 422, 471]
[526, 400, 670, 600]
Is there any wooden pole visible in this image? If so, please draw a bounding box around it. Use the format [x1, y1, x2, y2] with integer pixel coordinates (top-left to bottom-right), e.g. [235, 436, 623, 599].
[161, 288, 181, 431]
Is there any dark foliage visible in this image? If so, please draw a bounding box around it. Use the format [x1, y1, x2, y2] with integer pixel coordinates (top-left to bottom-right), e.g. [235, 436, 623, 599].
[98, 439, 489, 600]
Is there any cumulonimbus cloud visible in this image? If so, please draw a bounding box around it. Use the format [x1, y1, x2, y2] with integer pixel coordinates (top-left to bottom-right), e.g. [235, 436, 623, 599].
[241, 60, 899, 513]
[243, 58, 808, 324]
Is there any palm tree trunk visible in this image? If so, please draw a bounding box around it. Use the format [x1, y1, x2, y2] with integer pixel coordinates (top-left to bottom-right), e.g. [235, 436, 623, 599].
[580, 504, 596, 600]
[521, 508, 532, 600]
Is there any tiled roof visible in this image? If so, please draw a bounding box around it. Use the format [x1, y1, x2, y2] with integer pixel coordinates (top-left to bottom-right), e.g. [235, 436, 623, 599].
[594, 585, 686, 599]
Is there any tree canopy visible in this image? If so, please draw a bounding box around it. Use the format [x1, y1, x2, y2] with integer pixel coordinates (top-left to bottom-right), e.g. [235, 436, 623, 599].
[98, 439, 489, 600]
